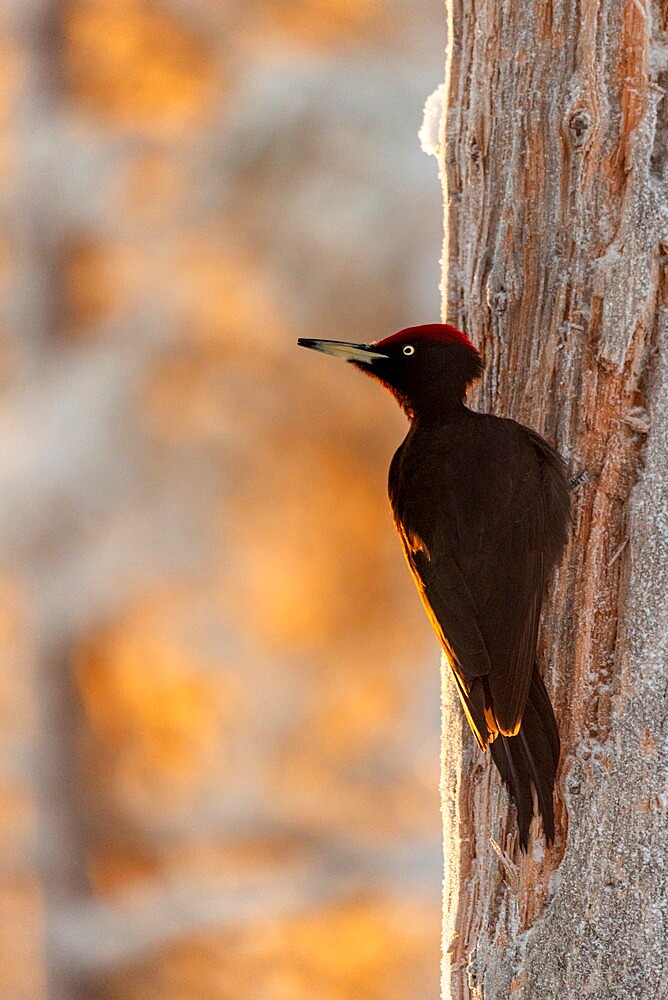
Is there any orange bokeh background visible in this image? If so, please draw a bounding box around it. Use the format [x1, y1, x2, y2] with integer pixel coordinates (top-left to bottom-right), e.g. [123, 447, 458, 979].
[0, 1, 445, 996]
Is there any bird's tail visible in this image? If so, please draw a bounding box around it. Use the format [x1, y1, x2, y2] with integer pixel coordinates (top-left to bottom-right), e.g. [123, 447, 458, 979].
[489, 668, 560, 850]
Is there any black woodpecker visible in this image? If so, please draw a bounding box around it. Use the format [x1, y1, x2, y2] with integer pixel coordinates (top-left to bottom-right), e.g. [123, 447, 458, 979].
[298, 324, 570, 849]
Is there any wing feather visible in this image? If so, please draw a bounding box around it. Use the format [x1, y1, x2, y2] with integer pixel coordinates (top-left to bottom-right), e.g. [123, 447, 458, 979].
[489, 550, 544, 735]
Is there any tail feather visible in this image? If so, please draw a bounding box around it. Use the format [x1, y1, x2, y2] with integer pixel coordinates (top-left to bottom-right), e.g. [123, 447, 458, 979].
[489, 668, 560, 850]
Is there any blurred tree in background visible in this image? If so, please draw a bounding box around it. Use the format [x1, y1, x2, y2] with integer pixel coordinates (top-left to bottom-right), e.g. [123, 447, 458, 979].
[0, 0, 445, 997]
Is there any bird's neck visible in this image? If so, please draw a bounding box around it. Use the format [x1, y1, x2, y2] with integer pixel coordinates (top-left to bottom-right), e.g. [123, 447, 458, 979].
[390, 386, 468, 421]
[407, 395, 469, 424]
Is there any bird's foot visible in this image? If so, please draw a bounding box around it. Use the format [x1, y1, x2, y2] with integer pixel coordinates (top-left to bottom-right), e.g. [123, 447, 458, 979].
[569, 468, 598, 492]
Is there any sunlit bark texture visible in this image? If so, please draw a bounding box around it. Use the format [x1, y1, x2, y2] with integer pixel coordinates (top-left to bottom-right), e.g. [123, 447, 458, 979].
[439, 1, 668, 997]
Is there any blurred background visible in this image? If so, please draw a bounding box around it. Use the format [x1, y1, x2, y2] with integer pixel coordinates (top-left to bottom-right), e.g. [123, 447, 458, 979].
[0, 0, 445, 996]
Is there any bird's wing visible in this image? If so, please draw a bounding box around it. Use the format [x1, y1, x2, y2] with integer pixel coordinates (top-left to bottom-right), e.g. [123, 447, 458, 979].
[400, 457, 553, 744]
[403, 540, 494, 748]
[484, 428, 567, 734]
[484, 548, 544, 736]
[391, 418, 569, 749]
[408, 531, 545, 745]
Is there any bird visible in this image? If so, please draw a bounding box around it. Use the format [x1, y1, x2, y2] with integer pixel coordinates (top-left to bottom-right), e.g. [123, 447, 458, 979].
[298, 323, 570, 849]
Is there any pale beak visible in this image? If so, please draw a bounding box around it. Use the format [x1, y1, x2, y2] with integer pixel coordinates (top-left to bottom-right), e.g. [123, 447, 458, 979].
[297, 338, 388, 364]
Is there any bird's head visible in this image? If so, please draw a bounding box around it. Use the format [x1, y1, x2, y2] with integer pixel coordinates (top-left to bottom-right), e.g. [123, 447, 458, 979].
[298, 324, 483, 418]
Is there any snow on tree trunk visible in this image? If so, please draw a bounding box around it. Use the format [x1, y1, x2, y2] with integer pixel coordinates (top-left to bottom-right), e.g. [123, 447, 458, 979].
[433, 1, 668, 997]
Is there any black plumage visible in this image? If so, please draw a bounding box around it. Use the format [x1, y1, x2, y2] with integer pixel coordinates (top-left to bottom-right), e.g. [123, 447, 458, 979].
[298, 324, 570, 849]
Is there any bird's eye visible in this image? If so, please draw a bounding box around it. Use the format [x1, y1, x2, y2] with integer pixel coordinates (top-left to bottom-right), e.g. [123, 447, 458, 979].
[403, 344, 415, 356]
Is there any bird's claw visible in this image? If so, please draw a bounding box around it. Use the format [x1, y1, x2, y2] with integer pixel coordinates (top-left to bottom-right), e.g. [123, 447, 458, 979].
[569, 468, 597, 492]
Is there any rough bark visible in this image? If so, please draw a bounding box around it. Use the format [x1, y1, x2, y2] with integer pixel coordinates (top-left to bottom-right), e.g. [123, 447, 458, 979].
[438, 1, 668, 997]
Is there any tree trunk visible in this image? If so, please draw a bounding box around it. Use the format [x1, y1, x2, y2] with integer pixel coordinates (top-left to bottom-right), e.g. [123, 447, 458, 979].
[438, 1, 668, 997]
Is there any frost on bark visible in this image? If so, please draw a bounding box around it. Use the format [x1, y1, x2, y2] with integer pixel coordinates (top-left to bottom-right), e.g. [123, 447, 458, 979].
[436, 1, 668, 997]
